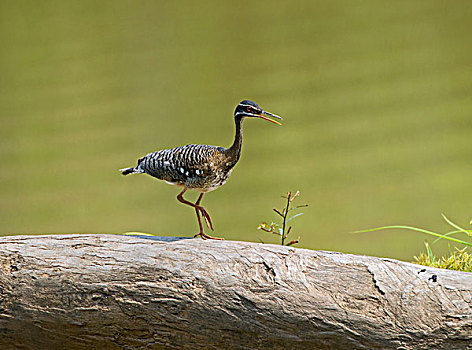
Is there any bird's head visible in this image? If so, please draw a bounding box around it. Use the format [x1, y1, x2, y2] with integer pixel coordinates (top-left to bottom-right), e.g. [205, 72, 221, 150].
[234, 100, 282, 125]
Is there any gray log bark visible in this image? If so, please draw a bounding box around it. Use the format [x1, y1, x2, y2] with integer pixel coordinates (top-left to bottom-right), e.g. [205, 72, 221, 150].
[0, 234, 471, 349]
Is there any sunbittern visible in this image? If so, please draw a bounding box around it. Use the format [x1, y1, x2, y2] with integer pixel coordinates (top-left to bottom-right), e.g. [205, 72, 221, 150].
[120, 100, 282, 239]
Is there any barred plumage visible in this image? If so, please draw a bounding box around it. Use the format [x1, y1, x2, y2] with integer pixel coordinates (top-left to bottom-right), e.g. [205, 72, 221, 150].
[132, 144, 235, 192]
[120, 100, 282, 239]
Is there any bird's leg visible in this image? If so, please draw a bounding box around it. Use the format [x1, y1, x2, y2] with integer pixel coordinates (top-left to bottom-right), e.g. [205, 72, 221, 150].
[193, 204, 223, 240]
[194, 193, 223, 240]
[176, 190, 222, 240]
[194, 193, 213, 231]
[176, 190, 213, 229]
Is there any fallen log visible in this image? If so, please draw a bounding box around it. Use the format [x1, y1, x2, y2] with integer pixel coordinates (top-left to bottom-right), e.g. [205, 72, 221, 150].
[0, 234, 471, 349]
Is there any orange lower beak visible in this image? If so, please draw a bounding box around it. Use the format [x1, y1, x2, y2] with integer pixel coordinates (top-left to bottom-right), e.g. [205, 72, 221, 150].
[260, 110, 283, 125]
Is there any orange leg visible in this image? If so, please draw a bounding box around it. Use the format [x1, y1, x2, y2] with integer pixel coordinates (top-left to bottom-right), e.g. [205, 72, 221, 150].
[176, 189, 223, 240]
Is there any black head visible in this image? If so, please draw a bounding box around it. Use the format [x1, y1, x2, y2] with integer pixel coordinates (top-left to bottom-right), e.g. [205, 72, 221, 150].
[234, 100, 282, 125]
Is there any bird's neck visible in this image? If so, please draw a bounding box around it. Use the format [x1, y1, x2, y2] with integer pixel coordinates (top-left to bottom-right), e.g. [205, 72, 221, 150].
[225, 116, 244, 165]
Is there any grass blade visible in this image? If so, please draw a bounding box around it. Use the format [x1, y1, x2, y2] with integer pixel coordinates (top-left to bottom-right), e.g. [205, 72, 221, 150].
[122, 232, 154, 236]
[353, 225, 472, 247]
[425, 241, 434, 261]
[432, 230, 466, 244]
[442, 214, 472, 237]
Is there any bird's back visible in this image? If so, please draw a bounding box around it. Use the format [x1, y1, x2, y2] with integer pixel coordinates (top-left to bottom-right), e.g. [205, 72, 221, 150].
[136, 144, 235, 192]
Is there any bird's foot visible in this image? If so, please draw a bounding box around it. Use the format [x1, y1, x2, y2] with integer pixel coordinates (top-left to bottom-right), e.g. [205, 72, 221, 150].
[196, 206, 214, 231]
[194, 231, 224, 240]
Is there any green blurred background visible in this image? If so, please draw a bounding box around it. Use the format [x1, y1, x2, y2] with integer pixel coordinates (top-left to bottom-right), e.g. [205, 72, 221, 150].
[1, 1, 471, 261]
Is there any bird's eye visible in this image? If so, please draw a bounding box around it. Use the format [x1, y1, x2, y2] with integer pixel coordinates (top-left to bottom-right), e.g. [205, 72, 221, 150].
[246, 107, 251, 112]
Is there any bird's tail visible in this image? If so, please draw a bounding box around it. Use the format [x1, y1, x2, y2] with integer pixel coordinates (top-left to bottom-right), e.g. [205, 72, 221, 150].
[120, 167, 137, 176]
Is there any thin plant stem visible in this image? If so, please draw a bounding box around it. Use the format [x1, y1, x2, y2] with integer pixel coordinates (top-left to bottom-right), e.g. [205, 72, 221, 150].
[281, 192, 291, 245]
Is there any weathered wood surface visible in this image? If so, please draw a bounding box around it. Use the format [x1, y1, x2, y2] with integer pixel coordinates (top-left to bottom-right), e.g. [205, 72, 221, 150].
[0, 234, 471, 349]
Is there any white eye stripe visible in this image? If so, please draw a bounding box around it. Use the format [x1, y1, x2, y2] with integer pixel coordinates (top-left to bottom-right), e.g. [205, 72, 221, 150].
[235, 111, 259, 117]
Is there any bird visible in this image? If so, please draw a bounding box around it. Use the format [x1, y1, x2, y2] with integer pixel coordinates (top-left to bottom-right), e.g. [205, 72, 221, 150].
[120, 100, 282, 240]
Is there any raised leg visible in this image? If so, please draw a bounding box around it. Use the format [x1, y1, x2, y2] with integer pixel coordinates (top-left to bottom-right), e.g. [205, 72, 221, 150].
[176, 189, 223, 240]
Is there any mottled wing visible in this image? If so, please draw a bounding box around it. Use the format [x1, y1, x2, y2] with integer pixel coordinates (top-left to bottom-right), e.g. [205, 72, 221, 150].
[136, 144, 224, 187]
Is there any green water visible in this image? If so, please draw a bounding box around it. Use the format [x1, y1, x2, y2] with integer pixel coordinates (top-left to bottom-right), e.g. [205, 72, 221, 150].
[1, 1, 471, 260]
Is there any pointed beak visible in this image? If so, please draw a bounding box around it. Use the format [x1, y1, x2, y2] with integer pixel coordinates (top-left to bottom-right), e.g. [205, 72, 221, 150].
[259, 110, 283, 125]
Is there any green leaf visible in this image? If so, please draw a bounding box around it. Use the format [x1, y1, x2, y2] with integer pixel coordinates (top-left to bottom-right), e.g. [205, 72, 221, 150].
[287, 213, 304, 222]
[290, 204, 309, 211]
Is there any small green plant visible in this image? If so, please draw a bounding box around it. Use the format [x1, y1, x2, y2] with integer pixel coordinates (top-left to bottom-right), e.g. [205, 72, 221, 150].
[354, 214, 472, 271]
[258, 190, 308, 246]
[414, 242, 472, 272]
